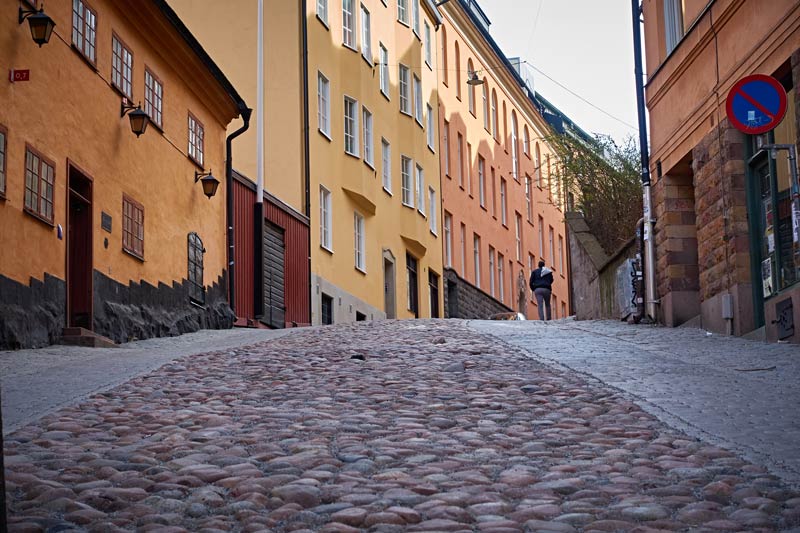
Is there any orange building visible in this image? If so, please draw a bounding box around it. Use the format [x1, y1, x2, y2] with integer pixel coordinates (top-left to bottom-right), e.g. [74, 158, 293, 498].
[0, 0, 247, 348]
[436, 1, 572, 320]
[642, 0, 800, 341]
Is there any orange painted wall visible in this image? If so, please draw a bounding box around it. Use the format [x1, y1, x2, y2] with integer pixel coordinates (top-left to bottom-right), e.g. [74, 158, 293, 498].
[0, 1, 239, 295]
[437, 6, 571, 319]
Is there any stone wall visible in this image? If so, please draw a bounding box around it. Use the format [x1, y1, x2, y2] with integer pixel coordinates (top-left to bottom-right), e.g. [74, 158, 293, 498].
[0, 274, 66, 349]
[443, 268, 512, 319]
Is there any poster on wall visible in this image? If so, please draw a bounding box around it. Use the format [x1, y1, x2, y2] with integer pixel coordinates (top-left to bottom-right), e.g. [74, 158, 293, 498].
[762, 258, 774, 298]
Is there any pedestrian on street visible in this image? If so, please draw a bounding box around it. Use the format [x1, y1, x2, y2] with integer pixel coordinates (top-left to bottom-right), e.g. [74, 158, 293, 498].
[529, 260, 554, 321]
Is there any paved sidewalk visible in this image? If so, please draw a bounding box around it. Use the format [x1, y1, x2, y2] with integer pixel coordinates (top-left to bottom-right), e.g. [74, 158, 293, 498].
[470, 318, 800, 488]
[0, 327, 294, 434]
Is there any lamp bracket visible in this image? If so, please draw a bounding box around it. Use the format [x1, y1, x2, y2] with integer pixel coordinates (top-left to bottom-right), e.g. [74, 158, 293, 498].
[195, 170, 213, 183]
[120, 99, 141, 118]
[18, 6, 41, 24]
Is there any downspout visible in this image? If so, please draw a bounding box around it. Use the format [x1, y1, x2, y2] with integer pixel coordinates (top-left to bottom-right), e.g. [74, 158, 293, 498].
[254, 0, 265, 320]
[302, 0, 312, 325]
[631, 0, 658, 321]
[226, 106, 253, 314]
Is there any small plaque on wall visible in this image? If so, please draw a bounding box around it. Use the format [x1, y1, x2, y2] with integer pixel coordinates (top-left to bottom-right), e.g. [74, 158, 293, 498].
[101, 212, 112, 233]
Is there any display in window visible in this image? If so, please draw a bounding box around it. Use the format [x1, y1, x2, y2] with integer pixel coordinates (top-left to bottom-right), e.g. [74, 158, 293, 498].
[762, 258, 773, 297]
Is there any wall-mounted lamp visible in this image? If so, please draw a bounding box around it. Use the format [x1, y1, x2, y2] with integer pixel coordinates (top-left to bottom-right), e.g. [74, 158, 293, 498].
[19, 4, 56, 47]
[467, 71, 485, 86]
[195, 170, 219, 199]
[120, 100, 149, 137]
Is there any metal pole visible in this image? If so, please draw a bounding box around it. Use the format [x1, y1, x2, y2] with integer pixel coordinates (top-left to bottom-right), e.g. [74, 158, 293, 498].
[0, 383, 7, 532]
[631, 0, 658, 321]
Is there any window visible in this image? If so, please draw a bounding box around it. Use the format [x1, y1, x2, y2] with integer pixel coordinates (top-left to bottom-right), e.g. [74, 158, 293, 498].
[361, 4, 371, 61]
[443, 121, 451, 176]
[381, 139, 391, 193]
[454, 41, 461, 100]
[407, 253, 419, 317]
[497, 252, 505, 303]
[441, 26, 448, 85]
[320, 186, 332, 251]
[473, 234, 481, 288]
[523, 125, 530, 156]
[344, 96, 359, 156]
[188, 113, 204, 167]
[515, 213, 523, 261]
[491, 167, 496, 217]
[317, 0, 328, 25]
[363, 106, 373, 166]
[111, 34, 133, 98]
[503, 101, 508, 150]
[489, 246, 496, 296]
[460, 223, 466, 274]
[428, 187, 437, 234]
[500, 178, 507, 226]
[401, 156, 413, 207]
[416, 164, 425, 215]
[444, 212, 452, 267]
[535, 143, 542, 187]
[397, 0, 408, 24]
[412, 0, 420, 35]
[478, 156, 486, 208]
[354, 211, 366, 272]
[342, 0, 355, 48]
[399, 65, 411, 114]
[144, 68, 163, 128]
[24, 147, 55, 223]
[467, 59, 476, 115]
[547, 154, 552, 198]
[413, 75, 423, 124]
[188, 233, 205, 304]
[427, 104, 435, 150]
[0, 126, 6, 197]
[379, 44, 389, 96]
[321, 293, 333, 324]
[72, 0, 97, 64]
[467, 142, 473, 195]
[491, 90, 498, 141]
[457, 132, 464, 187]
[664, 0, 684, 54]
[525, 175, 532, 221]
[538, 215, 545, 258]
[424, 21, 432, 66]
[549, 226, 555, 265]
[511, 112, 519, 180]
[558, 235, 564, 273]
[429, 271, 440, 318]
[318, 72, 330, 137]
[122, 195, 144, 259]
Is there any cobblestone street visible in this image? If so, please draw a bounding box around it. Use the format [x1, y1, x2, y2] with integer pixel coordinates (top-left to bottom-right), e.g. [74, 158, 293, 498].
[4, 320, 800, 532]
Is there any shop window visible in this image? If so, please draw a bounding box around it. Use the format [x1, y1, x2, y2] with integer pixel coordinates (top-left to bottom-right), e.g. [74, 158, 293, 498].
[321, 293, 333, 324]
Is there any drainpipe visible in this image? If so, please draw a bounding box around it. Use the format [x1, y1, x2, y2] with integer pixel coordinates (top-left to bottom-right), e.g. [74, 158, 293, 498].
[631, 0, 658, 321]
[226, 106, 253, 314]
[302, 0, 312, 325]
[254, 0, 265, 319]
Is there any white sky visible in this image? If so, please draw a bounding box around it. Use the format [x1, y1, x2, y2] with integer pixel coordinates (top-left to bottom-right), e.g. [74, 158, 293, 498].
[477, 0, 641, 144]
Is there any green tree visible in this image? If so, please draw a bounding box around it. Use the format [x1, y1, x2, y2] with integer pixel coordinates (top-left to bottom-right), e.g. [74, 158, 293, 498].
[549, 134, 642, 255]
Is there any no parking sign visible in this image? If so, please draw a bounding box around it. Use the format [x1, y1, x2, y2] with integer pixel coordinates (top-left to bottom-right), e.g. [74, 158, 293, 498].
[725, 74, 787, 134]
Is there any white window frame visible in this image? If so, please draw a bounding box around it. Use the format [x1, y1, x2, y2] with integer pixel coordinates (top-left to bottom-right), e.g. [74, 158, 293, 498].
[427, 104, 435, 150]
[498, 253, 505, 303]
[401, 156, 413, 207]
[428, 187, 437, 234]
[523, 126, 530, 156]
[412, 0, 420, 36]
[473, 234, 481, 289]
[511, 113, 519, 180]
[525, 176, 532, 221]
[482, 84, 489, 131]
[399, 65, 411, 115]
[360, 4, 372, 63]
[444, 213, 452, 267]
[362, 106, 374, 167]
[188, 113, 204, 167]
[144, 68, 163, 129]
[515, 213, 522, 261]
[398, 0, 408, 25]
[500, 178, 507, 226]
[354, 211, 366, 272]
[559, 235, 565, 273]
[342, 0, 355, 49]
[460, 223, 467, 275]
[424, 20, 432, 67]
[413, 75, 423, 125]
[344, 96, 359, 156]
[457, 132, 464, 187]
[538, 216, 545, 259]
[549, 226, 555, 264]
[478, 156, 486, 208]
[317, 72, 331, 138]
[379, 44, 389, 97]
[489, 246, 496, 297]
[416, 164, 425, 215]
[320, 185, 333, 251]
[382, 138, 392, 193]
[317, 0, 329, 25]
[443, 121, 451, 176]
[664, 0, 684, 54]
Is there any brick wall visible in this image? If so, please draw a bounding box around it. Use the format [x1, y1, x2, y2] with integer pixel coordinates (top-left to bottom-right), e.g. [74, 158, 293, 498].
[443, 268, 512, 319]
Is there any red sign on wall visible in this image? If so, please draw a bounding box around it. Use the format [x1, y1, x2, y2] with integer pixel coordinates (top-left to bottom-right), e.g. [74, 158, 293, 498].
[9, 69, 31, 83]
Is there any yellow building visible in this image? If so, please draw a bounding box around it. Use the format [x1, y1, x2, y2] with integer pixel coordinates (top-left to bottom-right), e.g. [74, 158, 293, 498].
[173, 0, 445, 323]
[0, 0, 247, 349]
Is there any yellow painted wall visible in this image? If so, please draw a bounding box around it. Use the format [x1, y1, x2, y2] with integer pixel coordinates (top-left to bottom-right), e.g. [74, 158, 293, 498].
[0, 1, 237, 293]
[307, 0, 444, 320]
[168, 0, 306, 214]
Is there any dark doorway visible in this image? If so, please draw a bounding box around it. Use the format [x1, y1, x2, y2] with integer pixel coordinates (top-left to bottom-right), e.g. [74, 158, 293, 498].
[321, 293, 333, 325]
[67, 166, 93, 329]
[429, 271, 440, 318]
[383, 253, 396, 319]
[406, 253, 419, 318]
[263, 221, 286, 328]
[447, 280, 458, 318]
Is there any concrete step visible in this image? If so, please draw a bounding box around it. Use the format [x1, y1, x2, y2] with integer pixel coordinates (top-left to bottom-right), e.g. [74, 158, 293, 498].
[60, 328, 117, 348]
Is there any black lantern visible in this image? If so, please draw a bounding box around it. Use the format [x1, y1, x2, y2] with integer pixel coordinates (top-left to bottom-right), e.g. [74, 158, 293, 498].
[120, 101, 149, 137]
[467, 71, 485, 86]
[195, 170, 220, 199]
[19, 5, 55, 47]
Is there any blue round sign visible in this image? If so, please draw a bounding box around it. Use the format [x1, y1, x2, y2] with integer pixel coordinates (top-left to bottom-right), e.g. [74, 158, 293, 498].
[726, 74, 788, 135]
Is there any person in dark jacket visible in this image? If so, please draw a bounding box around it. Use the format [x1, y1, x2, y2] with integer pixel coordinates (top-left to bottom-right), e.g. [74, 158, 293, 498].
[529, 260, 554, 321]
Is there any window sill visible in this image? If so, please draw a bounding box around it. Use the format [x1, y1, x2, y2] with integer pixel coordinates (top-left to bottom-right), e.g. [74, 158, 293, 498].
[362, 54, 374, 68]
[320, 245, 334, 255]
[383, 187, 392, 196]
[72, 45, 98, 72]
[319, 129, 332, 141]
[430, 229, 438, 237]
[400, 109, 412, 117]
[381, 90, 390, 102]
[123, 248, 145, 262]
[425, 61, 432, 71]
[402, 202, 414, 209]
[316, 14, 329, 29]
[480, 204, 487, 212]
[188, 155, 204, 171]
[23, 208, 54, 228]
[189, 298, 207, 309]
[364, 160, 375, 171]
[343, 42, 358, 53]
[427, 144, 435, 154]
[415, 118, 423, 128]
[398, 19, 410, 28]
[345, 150, 360, 160]
[111, 84, 134, 105]
[355, 266, 367, 275]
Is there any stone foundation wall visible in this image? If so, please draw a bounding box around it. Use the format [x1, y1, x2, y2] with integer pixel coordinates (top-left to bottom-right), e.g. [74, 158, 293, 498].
[443, 268, 512, 319]
[0, 274, 66, 349]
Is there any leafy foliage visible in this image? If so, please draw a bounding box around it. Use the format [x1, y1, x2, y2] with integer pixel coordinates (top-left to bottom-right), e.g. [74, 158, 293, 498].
[548, 134, 642, 255]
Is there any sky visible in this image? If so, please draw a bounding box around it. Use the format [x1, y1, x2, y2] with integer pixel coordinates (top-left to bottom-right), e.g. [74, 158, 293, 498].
[476, 0, 641, 145]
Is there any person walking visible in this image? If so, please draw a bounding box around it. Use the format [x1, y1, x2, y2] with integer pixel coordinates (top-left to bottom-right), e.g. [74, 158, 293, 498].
[529, 260, 554, 321]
